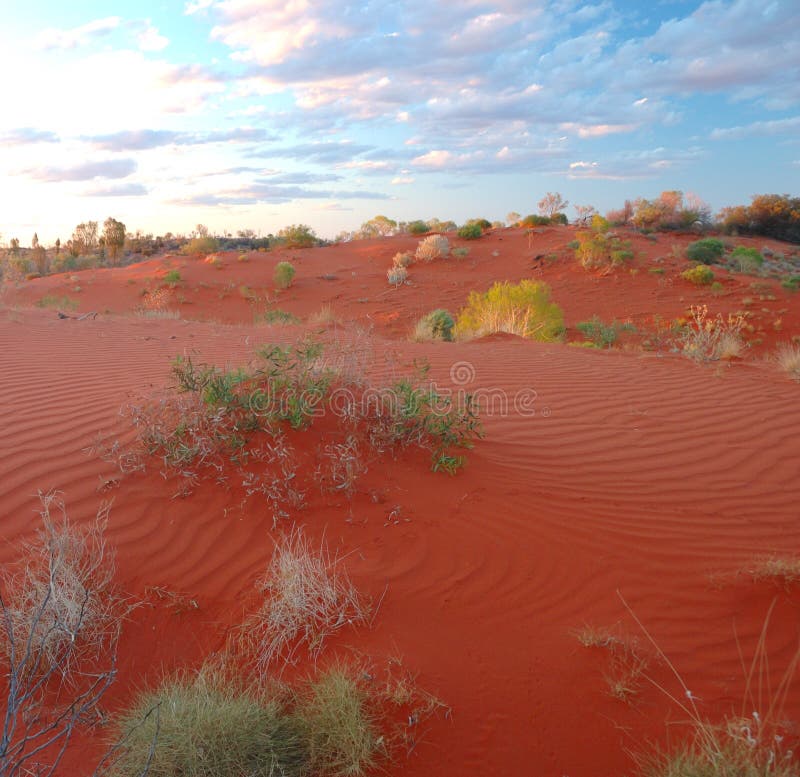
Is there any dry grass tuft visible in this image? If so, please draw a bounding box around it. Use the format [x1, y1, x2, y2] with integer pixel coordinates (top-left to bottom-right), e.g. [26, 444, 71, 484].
[748, 556, 800, 587]
[774, 342, 800, 380]
[244, 529, 370, 669]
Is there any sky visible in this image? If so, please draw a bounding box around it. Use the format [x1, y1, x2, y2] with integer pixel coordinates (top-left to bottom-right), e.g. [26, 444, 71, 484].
[0, 0, 798, 244]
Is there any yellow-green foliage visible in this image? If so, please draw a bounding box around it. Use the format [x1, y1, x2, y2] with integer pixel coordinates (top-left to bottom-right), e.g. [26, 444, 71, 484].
[575, 229, 633, 271]
[681, 265, 715, 285]
[455, 280, 564, 341]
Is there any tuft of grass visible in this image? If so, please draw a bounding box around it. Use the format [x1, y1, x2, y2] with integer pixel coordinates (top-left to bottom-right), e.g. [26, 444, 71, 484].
[391, 251, 412, 268]
[451, 247, 470, 258]
[774, 342, 800, 380]
[243, 528, 370, 669]
[575, 316, 635, 348]
[681, 305, 746, 362]
[163, 269, 181, 285]
[414, 235, 450, 262]
[256, 308, 301, 325]
[300, 666, 383, 777]
[308, 304, 340, 327]
[387, 266, 408, 286]
[110, 664, 308, 777]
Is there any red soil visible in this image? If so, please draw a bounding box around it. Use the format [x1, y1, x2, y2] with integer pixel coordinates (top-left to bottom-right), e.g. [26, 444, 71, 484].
[1, 226, 800, 776]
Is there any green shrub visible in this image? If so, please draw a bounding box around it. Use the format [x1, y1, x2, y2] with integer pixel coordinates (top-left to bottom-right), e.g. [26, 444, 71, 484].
[256, 309, 301, 325]
[455, 280, 564, 341]
[181, 236, 219, 256]
[414, 309, 455, 342]
[575, 316, 635, 348]
[681, 265, 715, 285]
[520, 214, 550, 227]
[278, 224, 317, 248]
[451, 247, 470, 258]
[407, 220, 429, 235]
[781, 275, 800, 292]
[731, 246, 764, 273]
[686, 238, 724, 264]
[110, 665, 308, 777]
[575, 231, 633, 271]
[274, 261, 296, 289]
[591, 214, 611, 232]
[550, 212, 568, 225]
[456, 222, 483, 240]
[163, 269, 181, 285]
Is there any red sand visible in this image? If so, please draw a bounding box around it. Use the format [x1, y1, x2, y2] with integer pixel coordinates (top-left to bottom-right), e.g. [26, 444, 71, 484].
[1, 226, 800, 776]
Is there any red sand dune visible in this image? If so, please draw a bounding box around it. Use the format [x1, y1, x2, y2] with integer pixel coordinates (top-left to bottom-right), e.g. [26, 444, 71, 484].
[1, 227, 799, 775]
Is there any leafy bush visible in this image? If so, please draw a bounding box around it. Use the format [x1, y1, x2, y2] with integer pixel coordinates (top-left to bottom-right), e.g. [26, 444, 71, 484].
[681, 265, 715, 285]
[575, 230, 633, 272]
[387, 266, 408, 286]
[274, 261, 296, 289]
[163, 269, 181, 285]
[781, 275, 800, 292]
[181, 236, 219, 255]
[413, 309, 455, 342]
[550, 212, 568, 225]
[686, 238, 724, 264]
[407, 220, 429, 235]
[392, 251, 412, 268]
[278, 224, 317, 248]
[455, 280, 564, 341]
[730, 246, 764, 273]
[718, 194, 800, 243]
[576, 317, 635, 348]
[456, 222, 483, 240]
[520, 214, 550, 227]
[415, 235, 450, 262]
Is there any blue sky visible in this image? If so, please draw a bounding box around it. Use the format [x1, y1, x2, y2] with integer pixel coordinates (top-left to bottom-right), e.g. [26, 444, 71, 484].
[0, 0, 798, 243]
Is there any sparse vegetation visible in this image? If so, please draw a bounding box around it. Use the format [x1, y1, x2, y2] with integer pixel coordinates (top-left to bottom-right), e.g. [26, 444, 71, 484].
[278, 224, 317, 249]
[456, 222, 483, 240]
[731, 245, 764, 273]
[163, 269, 182, 285]
[574, 225, 633, 272]
[244, 528, 370, 669]
[774, 342, 800, 380]
[748, 555, 800, 587]
[575, 316, 635, 348]
[681, 264, 715, 285]
[413, 309, 455, 342]
[181, 235, 220, 255]
[391, 251, 412, 268]
[274, 261, 296, 289]
[681, 305, 746, 361]
[451, 246, 470, 258]
[456, 280, 564, 341]
[387, 266, 408, 286]
[415, 235, 450, 262]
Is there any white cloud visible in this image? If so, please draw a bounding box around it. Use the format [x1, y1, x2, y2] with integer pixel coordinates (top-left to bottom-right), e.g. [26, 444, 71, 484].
[710, 115, 800, 140]
[138, 23, 169, 52]
[391, 176, 414, 184]
[35, 17, 122, 50]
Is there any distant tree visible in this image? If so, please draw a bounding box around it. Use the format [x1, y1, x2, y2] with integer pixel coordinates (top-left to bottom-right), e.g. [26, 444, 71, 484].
[31, 232, 39, 250]
[606, 200, 634, 226]
[55, 237, 61, 255]
[277, 224, 317, 248]
[358, 214, 397, 239]
[538, 192, 569, 219]
[9, 238, 19, 256]
[195, 223, 209, 238]
[506, 211, 521, 227]
[102, 217, 126, 265]
[71, 221, 98, 256]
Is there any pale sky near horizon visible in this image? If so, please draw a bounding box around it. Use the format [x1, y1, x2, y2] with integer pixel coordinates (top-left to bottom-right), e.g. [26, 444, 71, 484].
[0, 0, 798, 244]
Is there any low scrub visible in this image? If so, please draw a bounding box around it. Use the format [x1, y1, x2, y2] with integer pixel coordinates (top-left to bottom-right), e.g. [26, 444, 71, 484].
[731, 245, 764, 273]
[574, 228, 633, 272]
[575, 316, 636, 348]
[415, 235, 450, 262]
[455, 280, 564, 341]
[391, 251, 412, 268]
[387, 266, 408, 286]
[181, 236, 219, 255]
[681, 264, 715, 285]
[413, 309, 455, 342]
[244, 528, 370, 669]
[774, 342, 800, 380]
[681, 304, 746, 361]
[456, 222, 483, 240]
[274, 261, 296, 289]
[686, 238, 724, 265]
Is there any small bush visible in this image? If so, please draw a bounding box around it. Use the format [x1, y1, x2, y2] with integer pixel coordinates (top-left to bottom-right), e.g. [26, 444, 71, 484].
[301, 667, 382, 777]
[681, 304, 746, 361]
[414, 309, 455, 342]
[456, 222, 483, 240]
[163, 269, 181, 285]
[391, 251, 412, 268]
[182, 236, 219, 255]
[387, 266, 408, 286]
[451, 247, 470, 258]
[407, 220, 429, 235]
[244, 528, 370, 669]
[731, 245, 764, 273]
[456, 280, 564, 341]
[278, 224, 317, 248]
[415, 235, 450, 262]
[681, 265, 715, 285]
[575, 230, 633, 272]
[781, 275, 800, 292]
[686, 238, 724, 264]
[110, 665, 308, 777]
[520, 214, 550, 227]
[274, 261, 296, 289]
[257, 309, 301, 325]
